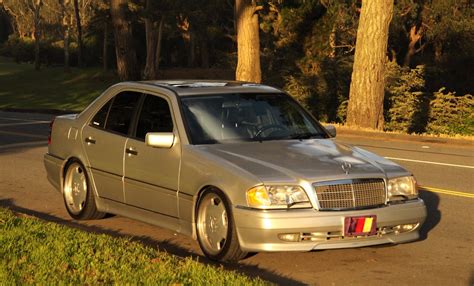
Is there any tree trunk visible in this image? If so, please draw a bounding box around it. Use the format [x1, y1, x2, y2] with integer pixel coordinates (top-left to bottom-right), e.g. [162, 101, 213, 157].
[188, 31, 195, 68]
[235, 0, 261, 83]
[73, 0, 83, 67]
[346, 0, 394, 130]
[143, 0, 158, 79]
[154, 16, 163, 72]
[144, 17, 158, 79]
[110, 0, 139, 81]
[434, 41, 442, 63]
[200, 36, 209, 68]
[328, 25, 336, 58]
[177, 15, 194, 67]
[403, 25, 423, 67]
[63, 22, 70, 71]
[60, 0, 70, 72]
[33, 0, 42, 71]
[181, 26, 194, 68]
[103, 22, 108, 71]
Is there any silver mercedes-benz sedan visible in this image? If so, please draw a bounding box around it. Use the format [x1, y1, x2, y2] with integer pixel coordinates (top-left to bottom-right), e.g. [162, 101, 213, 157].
[44, 81, 427, 262]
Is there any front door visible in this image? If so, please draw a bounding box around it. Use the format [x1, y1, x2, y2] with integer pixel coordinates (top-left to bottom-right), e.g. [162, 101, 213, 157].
[124, 93, 180, 217]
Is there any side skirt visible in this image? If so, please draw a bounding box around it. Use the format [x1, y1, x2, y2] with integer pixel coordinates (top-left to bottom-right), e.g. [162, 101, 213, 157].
[95, 196, 192, 237]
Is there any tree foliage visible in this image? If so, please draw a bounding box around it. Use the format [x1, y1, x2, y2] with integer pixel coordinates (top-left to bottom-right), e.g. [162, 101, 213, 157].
[0, 0, 472, 134]
[384, 62, 428, 133]
[427, 88, 474, 135]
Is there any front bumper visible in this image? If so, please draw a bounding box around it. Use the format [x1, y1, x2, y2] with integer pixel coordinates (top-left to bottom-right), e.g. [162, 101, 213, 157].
[234, 199, 427, 252]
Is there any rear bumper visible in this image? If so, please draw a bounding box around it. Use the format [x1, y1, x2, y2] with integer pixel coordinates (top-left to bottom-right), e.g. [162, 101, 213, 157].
[234, 199, 427, 252]
[43, 153, 63, 192]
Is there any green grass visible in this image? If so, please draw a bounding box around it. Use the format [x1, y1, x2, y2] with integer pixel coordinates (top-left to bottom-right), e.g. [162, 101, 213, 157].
[0, 208, 267, 285]
[0, 57, 118, 112]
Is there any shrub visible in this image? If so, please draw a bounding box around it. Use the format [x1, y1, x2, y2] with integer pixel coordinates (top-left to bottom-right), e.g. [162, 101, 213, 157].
[427, 88, 474, 135]
[384, 62, 429, 133]
[336, 99, 348, 123]
[283, 57, 353, 122]
[284, 75, 314, 113]
[0, 36, 35, 63]
[0, 36, 84, 67]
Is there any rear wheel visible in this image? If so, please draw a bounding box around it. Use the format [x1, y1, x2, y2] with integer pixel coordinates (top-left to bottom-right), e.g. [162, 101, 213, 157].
[196, 189, 247, 262]
[63, 160, 105, 220]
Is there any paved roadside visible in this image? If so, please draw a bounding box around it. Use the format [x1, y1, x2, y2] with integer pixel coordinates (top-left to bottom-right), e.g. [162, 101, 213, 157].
[1, 111, 473, 285]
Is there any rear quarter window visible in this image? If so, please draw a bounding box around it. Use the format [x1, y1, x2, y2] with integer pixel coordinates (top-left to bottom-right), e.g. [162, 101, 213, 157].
[90, 101, 112, 128]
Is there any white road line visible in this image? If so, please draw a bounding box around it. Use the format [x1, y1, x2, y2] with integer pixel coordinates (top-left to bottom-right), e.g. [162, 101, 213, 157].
[0, 141, 47, 150]
[0, 130, 47, 139]
[0, 121, 50, 127]
[0, 116, 48, 122]
[385, 156, 474, 169]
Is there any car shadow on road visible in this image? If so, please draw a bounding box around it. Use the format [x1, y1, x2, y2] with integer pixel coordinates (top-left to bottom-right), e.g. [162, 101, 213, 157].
[0, 198, 305, 286]
[418, 189, 441, 240]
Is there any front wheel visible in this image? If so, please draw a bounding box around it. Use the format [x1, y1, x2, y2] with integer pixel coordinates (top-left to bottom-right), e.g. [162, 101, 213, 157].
[196, 189, 247, 262]
[63, 160, 105, 220]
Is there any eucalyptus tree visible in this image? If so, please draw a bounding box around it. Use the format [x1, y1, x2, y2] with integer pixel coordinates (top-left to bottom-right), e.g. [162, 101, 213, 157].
[235, 0, 262, 83]
[346, 0, 394, 129]
[110, 0, 139, 80]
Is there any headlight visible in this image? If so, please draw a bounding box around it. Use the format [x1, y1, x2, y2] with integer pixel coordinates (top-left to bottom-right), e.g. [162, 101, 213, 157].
[387, 176, 418, 201]
[246, 185, 311, 209]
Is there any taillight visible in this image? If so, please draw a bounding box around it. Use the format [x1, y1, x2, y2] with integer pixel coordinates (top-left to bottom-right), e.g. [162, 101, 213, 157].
[48, 118, 55, 145]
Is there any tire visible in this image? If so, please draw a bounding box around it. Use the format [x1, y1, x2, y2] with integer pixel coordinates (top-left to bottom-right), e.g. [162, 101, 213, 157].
[63, 160, 105, 220]
[196, 188, 247, 262]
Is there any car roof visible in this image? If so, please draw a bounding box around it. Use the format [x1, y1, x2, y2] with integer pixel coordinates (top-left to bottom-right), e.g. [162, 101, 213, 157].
[138, 80, 283, 96]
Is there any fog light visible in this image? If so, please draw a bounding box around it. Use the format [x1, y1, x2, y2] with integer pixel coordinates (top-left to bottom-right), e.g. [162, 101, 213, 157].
[278, 233, 300, 242]
[401, 223, 418, 232]
[392, 223, 418, 234]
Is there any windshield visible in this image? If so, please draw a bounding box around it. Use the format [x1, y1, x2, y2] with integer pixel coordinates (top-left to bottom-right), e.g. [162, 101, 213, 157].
[180, 93, 328, 144]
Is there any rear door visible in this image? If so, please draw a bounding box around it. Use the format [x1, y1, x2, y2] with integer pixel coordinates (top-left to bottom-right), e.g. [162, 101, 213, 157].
[124, 93, 180, 217]
[82, 91, 142, 203]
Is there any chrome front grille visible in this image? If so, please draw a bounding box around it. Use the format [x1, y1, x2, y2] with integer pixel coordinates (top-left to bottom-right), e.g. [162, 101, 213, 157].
[313, 179, 386, 210]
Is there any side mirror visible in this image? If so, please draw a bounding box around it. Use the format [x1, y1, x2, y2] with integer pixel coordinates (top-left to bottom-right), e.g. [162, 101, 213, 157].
[145, 132, 175, 148]
[324, 125, 336, 137]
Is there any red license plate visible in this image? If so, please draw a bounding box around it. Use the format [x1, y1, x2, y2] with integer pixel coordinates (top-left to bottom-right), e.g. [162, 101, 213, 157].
[344, 215, 377, 237]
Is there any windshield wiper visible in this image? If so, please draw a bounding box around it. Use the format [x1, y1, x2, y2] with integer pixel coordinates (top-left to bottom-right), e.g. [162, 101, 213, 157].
[288, 132, 325, 140]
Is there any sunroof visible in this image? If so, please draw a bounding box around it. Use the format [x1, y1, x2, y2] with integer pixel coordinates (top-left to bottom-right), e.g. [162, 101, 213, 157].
[170, 82, 228, 88]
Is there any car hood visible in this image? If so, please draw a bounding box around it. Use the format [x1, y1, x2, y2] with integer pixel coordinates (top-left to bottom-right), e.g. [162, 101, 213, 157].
[196, 139, 409, 183]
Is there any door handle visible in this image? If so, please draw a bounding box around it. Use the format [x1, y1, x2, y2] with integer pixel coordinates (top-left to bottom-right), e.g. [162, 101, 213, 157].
[85, 137, 96, 144]
[125, 147, 138, 156]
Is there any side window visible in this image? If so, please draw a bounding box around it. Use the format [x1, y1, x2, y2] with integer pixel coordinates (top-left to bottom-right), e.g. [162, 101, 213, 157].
[91, 100, 112, 128]
[105, 91, 142, 135]
[136, 95, 173, 140]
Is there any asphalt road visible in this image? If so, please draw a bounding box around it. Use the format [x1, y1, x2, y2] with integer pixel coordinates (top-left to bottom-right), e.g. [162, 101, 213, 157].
[0, 111, 473, 285]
